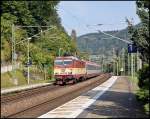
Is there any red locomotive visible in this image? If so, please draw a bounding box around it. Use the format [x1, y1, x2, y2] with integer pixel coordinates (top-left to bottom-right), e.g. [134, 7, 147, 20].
[54, 56, 101, 85]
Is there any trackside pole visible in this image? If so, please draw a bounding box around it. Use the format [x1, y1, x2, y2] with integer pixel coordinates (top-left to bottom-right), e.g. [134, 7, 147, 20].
[131, 53, 133, 78]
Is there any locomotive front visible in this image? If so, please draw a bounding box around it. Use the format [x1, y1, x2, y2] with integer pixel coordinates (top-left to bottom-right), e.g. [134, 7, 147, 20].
[54, 57, 74, 85]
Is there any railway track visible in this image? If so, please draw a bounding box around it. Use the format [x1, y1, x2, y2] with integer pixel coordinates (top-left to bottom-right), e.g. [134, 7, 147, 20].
[1, 84, 62, 104]
[1, 73, 111, 118]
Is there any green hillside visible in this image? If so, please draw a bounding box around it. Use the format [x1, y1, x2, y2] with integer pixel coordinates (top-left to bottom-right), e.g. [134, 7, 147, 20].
[77, 23, 141, 56]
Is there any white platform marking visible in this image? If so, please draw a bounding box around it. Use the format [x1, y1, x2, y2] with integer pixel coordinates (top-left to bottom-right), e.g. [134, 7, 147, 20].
[38, 76, 118, 118]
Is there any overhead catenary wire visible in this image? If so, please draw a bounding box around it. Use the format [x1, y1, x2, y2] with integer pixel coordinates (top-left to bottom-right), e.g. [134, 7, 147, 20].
[60, 5, 134, 40]
[60, 7, 91, 33]
[60, 6, 132, 44]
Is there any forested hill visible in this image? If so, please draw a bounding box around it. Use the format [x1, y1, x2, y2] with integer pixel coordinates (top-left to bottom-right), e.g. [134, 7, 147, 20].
[77, 23, 141, 56]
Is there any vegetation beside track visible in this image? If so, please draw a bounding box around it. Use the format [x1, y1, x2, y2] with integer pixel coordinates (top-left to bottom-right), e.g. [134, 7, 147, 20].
[128, 1, 149, 115]
[128, 75, 139, 93]
[1, 69, 53, 89]
[136, 64, 149, 115]
[1, 1, 78, 86]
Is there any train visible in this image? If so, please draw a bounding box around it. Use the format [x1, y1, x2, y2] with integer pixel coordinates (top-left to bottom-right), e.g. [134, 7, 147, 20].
[54, 56, 101, 85]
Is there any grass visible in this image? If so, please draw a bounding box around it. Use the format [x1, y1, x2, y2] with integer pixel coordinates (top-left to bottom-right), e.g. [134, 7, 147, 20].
[129, 76, 138, 85]
[128, 75, 140, 95]
[1, 70, 28, 89]
[1, 71, 15, 88]
[144, 103, 150, 115]
[128, 75, 149, 116]
[29, 79, 51, 84]
[1, 69, 54, 89]
[16, 70, 27, 85]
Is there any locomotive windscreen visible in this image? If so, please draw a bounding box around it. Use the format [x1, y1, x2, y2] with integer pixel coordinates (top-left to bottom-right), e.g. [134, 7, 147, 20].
[55, 60, 63, 65]
[54, 60, 72, 65]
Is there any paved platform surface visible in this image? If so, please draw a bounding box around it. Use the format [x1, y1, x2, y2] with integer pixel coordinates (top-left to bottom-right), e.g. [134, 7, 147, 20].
[39, 76, 117, 118]
[38, 76, 148, 118]
[1, 83, 51, 94]
[77, 76, 148, 118]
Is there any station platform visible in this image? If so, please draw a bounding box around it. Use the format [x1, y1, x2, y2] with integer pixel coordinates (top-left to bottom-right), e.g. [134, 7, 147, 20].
[38, 76, 117, 118]
[1, 83, 51, 95]
[38, 76, 147, 118]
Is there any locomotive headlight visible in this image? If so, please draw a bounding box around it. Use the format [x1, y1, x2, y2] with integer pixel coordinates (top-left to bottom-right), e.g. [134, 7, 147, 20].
[68, 72, 72, 74]
[54, 70, 60, 75]
[67, 69, 72, 74]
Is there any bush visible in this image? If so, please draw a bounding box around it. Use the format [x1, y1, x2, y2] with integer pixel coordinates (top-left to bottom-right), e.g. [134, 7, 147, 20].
[144, 103, 150, 115]
[138, 64, 149, 89]
[136, 64, 149, 115]
[136, 89, 149, 102]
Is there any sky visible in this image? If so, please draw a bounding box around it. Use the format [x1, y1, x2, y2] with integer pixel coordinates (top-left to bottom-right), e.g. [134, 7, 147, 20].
[57, 1, 141, 36]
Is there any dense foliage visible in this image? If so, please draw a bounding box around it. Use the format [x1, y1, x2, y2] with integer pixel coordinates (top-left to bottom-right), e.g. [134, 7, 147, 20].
[1, 1, 77, 70]
[128, 1, 149, 63]
[128, 0, 149, 114]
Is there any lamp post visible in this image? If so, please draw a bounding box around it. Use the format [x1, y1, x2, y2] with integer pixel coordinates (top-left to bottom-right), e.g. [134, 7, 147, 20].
[12, 24, 18, 85]
[27, 37, 31, 84]
[12, 24, 56, 85]
[112, 48, 116, 75]
[121, 48, 125, 75]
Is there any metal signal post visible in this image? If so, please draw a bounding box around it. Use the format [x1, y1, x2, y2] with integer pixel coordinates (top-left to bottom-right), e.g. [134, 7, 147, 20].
[12, 24, 55, 85]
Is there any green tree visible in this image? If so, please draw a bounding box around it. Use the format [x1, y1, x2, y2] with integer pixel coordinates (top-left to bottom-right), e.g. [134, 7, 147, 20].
[128, 0, 149, 114]
[128, 1, 149, 63]
[1, 1, 78, 80]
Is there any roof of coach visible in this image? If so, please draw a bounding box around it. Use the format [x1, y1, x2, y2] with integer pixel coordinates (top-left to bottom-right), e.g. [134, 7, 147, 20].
[84, 61, 100, 67]
[55, 56, 79, 60]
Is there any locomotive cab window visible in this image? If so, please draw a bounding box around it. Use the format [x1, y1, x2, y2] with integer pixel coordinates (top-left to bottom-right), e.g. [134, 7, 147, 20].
[64, 60, 72, 65]
[54, 60, 63, 65]
[55, 59, 72, 65]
